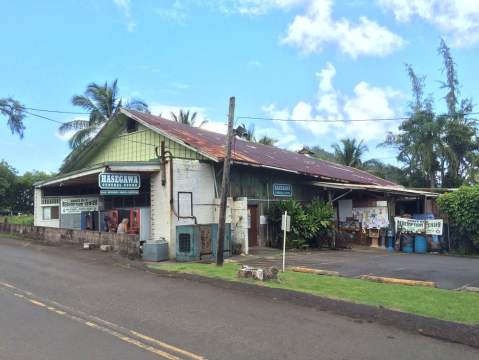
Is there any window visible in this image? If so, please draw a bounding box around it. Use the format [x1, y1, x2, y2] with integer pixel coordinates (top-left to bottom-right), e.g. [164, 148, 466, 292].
[178, 233, 191, 253]
[42, 206, 59, 220]
[126, 118, 138, 133]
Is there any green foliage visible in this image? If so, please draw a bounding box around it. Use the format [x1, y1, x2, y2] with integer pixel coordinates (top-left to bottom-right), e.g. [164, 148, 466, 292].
[0, 160, 17, 211]
[171, 109, 206, 127]
[0, 160, 50, 214]
[437, 186, 479, 253]
[0, 97, 26, 138]
[268, 199, 334, 248]
[332, 138, 368, 168]
[1, 215, 34, 225]
[383, 40, 478, 188]
[59, 79, 150, 150]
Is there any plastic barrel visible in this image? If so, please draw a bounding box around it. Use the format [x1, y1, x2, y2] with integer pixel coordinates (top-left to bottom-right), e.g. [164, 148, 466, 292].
[401, 234, 414, 253]
[414, 235, 427, 254]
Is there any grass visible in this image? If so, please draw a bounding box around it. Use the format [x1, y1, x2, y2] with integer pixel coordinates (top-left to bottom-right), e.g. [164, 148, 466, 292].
[0, 215, 34, 225]
[148, 262, 479, 325]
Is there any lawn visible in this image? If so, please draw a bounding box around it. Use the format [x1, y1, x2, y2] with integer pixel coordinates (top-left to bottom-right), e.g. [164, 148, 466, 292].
[148, 262, 479, 325]
[0, 215, 34, 225]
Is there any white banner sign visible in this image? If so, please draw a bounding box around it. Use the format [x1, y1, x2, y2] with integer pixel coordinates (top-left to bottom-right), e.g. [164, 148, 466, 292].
[394, 217, 443, 235]
[61, 197, 98, 214]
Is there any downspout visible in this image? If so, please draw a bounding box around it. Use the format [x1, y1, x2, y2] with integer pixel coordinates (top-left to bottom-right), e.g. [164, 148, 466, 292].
[159, 141, 197, 224]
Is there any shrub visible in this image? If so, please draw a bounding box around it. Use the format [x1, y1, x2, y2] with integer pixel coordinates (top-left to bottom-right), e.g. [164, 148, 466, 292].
[268, 199, 334, 248]
[437, 186, 479, 253]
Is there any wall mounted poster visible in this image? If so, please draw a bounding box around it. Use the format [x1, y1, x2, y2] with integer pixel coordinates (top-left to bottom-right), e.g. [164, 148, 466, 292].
[352, 207, 389, 229]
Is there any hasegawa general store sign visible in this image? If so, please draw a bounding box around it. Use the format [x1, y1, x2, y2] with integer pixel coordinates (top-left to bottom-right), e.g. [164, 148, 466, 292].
[98, 172, 141, 195]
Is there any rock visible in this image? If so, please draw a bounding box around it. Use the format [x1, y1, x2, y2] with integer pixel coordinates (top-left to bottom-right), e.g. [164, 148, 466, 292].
[100, 244, 113, 252]
[237, 265, 278, 281]
[83, 242, 95, 250]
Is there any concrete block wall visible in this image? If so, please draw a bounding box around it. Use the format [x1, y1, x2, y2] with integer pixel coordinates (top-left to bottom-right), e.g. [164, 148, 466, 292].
[0, 222, 139, 258]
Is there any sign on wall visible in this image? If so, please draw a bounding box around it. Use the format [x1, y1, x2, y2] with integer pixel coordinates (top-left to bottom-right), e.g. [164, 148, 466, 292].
[98, 172, 141, 195]
[394, 217, 443, 235]
[273, 183, 293, 197]
[61, 197, 98, 214]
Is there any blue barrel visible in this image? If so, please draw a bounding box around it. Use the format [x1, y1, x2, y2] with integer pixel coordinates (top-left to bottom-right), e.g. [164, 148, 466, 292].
[401, 234, 414, 253]
[414, 235, 427, 253]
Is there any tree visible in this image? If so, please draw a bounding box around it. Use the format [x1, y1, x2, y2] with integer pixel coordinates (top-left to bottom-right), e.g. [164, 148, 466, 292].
[59, 80, 149, 149]
[0, 160, 17, 212]
[257, 136, 277, 146]
[235, 123, 256, 141]
[0, 97, 26, 138]
[332, 138, 368, 168]
[437, 186, 479, 253]
[170, 109, 206, 127]
[437, 39, 478, 187]
[362, 159, 408, 186]
[14, 171, 51, 214]
[383, 64, 439, 187]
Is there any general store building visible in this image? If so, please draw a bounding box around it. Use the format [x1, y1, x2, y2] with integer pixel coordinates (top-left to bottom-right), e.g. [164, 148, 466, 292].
[34, 109, 437, 259]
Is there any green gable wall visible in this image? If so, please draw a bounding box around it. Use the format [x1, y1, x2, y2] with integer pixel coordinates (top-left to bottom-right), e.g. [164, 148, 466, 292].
[79, 125, 207, 169]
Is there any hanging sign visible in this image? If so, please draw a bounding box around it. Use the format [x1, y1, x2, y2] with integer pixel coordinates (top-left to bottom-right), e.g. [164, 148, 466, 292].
[394, 217, 443, 235]
[273, 183, 293, 197]
[98, 172, 141, 195]
[61, 197, 98, 214]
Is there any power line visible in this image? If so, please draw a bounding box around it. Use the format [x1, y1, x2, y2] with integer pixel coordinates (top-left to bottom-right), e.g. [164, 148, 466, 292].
[23, 110, 66, 125]
[23, 107, 89, 115]
[236, 112, 479, 123]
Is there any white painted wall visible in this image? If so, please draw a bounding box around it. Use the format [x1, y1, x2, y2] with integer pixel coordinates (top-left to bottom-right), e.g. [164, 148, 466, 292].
[231, 197, 248, 254]
[33, 188, 60, 228]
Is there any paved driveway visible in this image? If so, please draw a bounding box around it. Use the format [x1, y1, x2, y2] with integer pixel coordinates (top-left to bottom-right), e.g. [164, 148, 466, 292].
[239, 247, 479, 289]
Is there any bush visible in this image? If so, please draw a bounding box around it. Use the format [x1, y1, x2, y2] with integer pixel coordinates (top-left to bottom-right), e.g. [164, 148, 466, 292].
[268, 199, 334, 248]
[437, 186, 479, 253]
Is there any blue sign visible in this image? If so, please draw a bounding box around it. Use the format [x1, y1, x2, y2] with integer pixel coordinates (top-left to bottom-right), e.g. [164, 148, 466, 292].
[273, 183, 292, 197]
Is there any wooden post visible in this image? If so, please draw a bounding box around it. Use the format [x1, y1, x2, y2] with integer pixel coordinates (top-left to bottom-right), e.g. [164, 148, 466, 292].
[328, 191, 336, 249]
[216, 97, 235, 266]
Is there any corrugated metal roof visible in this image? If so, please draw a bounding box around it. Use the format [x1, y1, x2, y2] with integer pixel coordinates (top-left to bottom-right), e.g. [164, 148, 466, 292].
[124, 109, 397, 186]
[311, 182, 439, 197]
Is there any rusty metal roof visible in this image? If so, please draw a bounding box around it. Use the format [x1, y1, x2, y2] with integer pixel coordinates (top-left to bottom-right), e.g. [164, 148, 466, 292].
[124, 109, 397, 186]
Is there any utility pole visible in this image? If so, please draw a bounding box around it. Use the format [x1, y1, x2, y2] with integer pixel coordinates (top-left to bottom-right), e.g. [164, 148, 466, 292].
[217, 96, 235, 266]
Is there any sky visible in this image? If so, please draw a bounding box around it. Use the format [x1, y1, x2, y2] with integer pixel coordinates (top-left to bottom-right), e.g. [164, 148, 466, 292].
[1, 0, 479, 174]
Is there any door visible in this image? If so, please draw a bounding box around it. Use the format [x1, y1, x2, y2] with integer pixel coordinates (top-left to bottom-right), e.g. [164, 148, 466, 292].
[248, 206, 258, 247]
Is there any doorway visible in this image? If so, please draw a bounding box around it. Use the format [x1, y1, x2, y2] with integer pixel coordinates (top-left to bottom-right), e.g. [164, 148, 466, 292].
[248, 205, 258, 247]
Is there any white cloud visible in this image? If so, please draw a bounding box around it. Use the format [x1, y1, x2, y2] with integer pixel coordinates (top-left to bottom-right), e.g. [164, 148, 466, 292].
[149, 103, 227, 134]
[156, 1, 187, 24]
[260, 62, 402, 143]
[113, 0, 136, 31]
[378, 0, 479, 47]
[233, 0, 307, 15]
[282, 0, 405, 58]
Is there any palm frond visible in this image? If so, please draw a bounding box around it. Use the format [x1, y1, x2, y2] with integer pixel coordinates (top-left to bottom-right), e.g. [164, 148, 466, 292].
[58, 119, 90, 134]
[68, 127, 96, 149]
[0, 97, 26, 138]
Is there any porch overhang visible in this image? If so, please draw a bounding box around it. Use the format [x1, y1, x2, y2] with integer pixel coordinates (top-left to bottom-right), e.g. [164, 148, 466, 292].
[35, 162, 161, 188]
[309, 181, 440, 197]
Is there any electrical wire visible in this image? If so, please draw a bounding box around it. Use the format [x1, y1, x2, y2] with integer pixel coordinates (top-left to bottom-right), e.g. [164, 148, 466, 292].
[23, 110, 66, 124]
[22, 107, 89, 115]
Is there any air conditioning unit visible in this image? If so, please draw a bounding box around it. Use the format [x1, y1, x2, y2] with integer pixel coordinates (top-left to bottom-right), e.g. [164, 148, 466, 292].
[176, 224, 231, 262]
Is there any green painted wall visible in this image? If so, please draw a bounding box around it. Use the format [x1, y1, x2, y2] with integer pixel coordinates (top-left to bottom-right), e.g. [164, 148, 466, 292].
[83, 125, 207, 167]
[228, 165, 324, 201]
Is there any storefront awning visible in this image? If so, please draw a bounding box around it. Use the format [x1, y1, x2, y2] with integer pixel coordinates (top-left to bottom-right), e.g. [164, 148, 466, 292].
[309, 181, 439, 197]
[35, 162, 162, 188]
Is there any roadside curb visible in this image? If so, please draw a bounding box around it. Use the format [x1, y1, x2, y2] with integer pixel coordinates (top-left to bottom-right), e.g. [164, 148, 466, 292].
[145, 266, 479, 349]
[358, 275, 437, 288]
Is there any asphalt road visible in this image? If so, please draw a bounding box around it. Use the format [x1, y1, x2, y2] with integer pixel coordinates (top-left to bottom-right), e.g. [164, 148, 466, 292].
[243, 247, 479, 289]
[0, 236, 478, 360]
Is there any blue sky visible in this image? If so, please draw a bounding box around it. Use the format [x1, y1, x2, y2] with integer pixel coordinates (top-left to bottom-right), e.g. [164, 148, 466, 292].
[1, 0, 479, 174]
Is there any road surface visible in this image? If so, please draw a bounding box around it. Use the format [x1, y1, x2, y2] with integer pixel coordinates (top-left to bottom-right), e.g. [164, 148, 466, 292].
[0, 236, 477, 360]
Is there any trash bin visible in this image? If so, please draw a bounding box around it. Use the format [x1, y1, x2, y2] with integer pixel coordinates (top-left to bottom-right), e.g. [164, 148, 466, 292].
[401, 234, 414, 253]
[414, 235, 427, 254]
[143, 240, 169, 261]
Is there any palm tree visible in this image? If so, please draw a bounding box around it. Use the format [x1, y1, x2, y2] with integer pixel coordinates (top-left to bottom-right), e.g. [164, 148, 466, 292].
[0, 97, 26, 138]
[170, 109, 206, 127]
[58, 80, 149, 149]
[257, 136, 277, 146]
[332, 138, 368, 168]
[235, 123, 256, 141]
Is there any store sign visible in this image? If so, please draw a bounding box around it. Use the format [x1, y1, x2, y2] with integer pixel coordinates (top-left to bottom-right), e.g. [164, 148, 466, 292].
[98, 172, 141, 195]
[61, 197, 98, 214]
[394, 217, 443, 235]
[273, 183, 292, 197]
